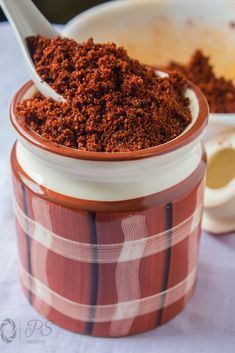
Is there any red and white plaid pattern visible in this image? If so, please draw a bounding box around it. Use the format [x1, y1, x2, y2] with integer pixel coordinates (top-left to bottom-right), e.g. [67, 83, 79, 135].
[19, 261, 197, 323]
[12, 150, 205, 336]
[14, 201, 202, 263]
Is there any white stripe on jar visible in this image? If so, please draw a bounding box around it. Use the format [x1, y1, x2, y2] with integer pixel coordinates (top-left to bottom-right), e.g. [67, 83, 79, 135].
[19, 262, 197, 323]
[14, 201, 203, 263]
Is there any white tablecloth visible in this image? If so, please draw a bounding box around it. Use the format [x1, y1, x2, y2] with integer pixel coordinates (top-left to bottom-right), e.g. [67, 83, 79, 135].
[0, 22, 234, 353]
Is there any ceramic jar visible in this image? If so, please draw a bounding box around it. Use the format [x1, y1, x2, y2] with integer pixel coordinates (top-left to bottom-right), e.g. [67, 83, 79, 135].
[10, 80, 208, 337]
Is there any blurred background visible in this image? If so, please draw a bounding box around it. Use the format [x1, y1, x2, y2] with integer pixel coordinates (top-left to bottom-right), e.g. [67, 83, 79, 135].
[0, 0, 112, 23]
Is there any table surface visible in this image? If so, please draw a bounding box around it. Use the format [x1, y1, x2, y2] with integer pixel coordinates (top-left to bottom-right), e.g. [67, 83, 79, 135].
[0, 22, 235, 353]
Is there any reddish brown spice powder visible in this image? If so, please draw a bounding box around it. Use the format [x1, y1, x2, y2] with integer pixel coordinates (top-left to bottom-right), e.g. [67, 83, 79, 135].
[166, 50, 235, 113]
[16, 36, 192, 152]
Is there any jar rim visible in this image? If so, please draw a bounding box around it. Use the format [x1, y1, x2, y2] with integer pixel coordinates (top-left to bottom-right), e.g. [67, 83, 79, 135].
[10, 79, 209, 162]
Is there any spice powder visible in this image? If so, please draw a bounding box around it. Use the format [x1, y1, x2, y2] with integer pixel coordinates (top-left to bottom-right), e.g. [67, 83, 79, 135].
[166, 50, 235, 114]
[16, 36, 192, 152]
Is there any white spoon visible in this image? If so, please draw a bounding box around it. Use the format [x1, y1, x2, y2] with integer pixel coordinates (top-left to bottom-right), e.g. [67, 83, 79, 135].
[0, 0, 65, 102]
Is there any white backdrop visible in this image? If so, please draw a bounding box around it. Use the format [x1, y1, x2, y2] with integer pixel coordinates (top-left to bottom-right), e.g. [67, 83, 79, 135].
[0, 22, 234, 353]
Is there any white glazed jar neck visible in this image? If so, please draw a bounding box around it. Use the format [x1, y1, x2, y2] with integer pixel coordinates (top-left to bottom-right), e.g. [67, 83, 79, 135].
[16, 135, 203, 202]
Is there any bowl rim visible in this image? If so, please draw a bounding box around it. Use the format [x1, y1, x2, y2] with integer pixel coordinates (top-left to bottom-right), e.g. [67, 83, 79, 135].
[63, 0, 157, 36]
[63, 0, 207, 38]
[10, 79, 208, 162]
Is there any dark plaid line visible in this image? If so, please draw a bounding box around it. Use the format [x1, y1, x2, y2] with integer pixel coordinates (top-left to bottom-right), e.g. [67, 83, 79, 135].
[85, 212, 99, 335]
[21, 184, 33, 304]
[156, 202, 173, 326]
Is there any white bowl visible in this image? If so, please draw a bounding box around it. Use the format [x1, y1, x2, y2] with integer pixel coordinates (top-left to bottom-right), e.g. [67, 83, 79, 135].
[63, 0, 235, 140]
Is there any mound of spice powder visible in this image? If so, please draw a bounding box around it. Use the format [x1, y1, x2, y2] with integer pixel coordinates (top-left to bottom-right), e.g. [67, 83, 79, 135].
[166, 50, 235, 113]
[16, 36, 192, 152]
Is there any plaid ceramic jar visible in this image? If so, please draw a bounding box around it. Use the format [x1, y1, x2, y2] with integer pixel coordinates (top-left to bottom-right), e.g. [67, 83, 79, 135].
[10, 80, 208, 337]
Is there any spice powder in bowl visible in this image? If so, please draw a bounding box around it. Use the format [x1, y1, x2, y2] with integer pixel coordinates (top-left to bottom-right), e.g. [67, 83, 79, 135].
[166, 50, 235, 114]
[16, 36, 192, 152]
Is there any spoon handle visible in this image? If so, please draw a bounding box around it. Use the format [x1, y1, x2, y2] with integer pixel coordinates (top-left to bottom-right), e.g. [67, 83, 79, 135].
[0, 0, 58, 39]
[0, 0, 65, 102]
